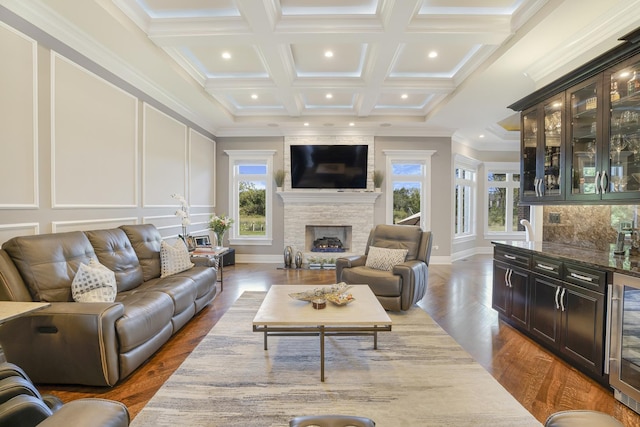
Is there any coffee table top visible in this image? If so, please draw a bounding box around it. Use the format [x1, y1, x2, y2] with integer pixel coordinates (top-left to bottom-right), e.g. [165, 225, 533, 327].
[252, 285, 391, 326]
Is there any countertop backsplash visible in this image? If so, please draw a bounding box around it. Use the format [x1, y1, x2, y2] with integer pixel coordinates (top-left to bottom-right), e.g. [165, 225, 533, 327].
[542, 205, 632, 251]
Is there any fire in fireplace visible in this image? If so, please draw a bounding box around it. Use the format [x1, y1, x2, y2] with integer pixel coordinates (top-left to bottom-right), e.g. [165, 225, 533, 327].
[312, 236, 345, 252]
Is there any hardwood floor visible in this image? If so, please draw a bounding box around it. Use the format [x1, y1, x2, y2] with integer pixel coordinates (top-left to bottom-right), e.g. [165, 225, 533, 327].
[39, 255, 640, 426]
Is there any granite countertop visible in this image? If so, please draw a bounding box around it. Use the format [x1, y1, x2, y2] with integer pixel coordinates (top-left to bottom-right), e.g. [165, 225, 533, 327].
[492, 240, 640, 278]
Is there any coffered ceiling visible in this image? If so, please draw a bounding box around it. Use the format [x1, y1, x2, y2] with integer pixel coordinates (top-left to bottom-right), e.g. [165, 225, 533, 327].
[2, 0, 639, 149]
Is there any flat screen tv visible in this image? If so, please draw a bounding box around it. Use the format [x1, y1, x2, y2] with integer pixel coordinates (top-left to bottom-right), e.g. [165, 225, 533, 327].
[290, 144, 368, 189]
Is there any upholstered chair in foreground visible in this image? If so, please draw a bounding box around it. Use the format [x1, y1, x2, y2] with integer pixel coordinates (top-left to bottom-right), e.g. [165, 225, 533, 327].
[336, 224, 432, 311]
[290, 414, 376, 427]
[0, 362, 129, 427]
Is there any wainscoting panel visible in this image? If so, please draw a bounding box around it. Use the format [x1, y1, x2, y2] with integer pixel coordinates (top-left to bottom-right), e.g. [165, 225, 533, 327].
[51, 52, 138, 208]
[0, 22, 38, 208]
[143, 103, 188, 207]
[0, 223, 39, 246]
[52, 217, 138, 233]
[189, 129, 215, 208]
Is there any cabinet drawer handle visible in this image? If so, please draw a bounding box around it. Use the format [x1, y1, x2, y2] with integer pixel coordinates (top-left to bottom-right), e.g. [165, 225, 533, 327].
[504, 254, 517, 260]
[570, 272, 593, 282]
[555, 286, 561, 309]
[560, 287, 566, 312]
[536, 263, 555, 271]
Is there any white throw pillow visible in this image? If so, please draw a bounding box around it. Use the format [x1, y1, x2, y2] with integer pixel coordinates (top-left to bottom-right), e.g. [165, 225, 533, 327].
[72, 258, 117, 303]
[160, 239, 194, 278]
[365, 246, 409, 271]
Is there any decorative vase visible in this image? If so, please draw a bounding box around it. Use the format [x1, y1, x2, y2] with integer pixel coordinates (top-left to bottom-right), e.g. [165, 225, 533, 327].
[212, 231, 225, 249]
[294, 251, 303, 269]
[284, 246, 293, 268]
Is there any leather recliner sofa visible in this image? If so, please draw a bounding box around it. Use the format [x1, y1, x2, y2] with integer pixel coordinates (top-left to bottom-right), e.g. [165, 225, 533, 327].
[0, 224, 217, 386]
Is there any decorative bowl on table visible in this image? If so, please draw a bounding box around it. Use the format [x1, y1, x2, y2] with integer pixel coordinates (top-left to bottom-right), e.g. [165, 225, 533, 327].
[325, 292, 355, 306]
[288, 282, 352, 302]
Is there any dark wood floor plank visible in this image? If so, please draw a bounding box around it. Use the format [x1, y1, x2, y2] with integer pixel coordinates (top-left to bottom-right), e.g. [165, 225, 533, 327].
[37, 256, 640, 425]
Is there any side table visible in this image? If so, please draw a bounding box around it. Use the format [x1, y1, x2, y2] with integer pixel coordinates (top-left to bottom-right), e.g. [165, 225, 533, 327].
[191, 247, 231, 291]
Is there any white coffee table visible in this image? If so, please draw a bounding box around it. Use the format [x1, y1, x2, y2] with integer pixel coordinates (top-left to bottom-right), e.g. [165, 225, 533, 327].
[252, 285, 392, 381]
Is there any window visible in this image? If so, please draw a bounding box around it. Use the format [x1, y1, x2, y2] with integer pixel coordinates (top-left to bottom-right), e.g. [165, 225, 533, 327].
[485, 162, 529, 238]
[224, 150, 275, 245]
[454, 156, 479, 239]
[383, 150, 435, 230]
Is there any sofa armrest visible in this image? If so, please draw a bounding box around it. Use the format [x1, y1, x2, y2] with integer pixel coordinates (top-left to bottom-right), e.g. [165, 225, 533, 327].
[36, 399, 130, 427]
[335, 255, 366, 282]
[0, 302, 124, 386]
[393, 260, 428, 310]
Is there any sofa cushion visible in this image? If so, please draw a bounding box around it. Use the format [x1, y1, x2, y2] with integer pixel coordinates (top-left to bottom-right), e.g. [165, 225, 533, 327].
[160, 240, 194, 278]
[71, 258, 117, 303]
[365, 246, 408, 271]
[2, 232, 95, 302]
[115, 291, 173, 353]
[137, 275, 197, 315]
[85, 228, 144, 292]
[119, 225, 162, 282]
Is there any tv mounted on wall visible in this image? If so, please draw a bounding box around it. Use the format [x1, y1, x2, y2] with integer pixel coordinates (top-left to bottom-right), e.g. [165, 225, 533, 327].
[290, 144, 368, 189]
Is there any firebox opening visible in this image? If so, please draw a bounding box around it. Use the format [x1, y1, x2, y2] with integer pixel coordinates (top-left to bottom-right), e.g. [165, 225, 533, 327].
[305, 225, 352, 253]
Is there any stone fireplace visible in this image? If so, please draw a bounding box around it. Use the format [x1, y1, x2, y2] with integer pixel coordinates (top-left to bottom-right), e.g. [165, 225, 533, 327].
[279, 192, 381, 262]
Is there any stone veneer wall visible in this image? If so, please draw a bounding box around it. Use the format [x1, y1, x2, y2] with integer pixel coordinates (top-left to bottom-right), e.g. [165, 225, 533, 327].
[283, 201, 374, 261]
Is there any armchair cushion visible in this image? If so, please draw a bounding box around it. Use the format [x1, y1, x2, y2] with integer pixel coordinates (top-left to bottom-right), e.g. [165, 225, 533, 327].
[364, 246, 408, 271]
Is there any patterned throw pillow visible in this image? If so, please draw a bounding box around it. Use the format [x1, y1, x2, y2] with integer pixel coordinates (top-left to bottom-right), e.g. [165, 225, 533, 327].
[365, 246, 409, 271]
[71, 258, 117, 303]
[160, 239, 194, 278]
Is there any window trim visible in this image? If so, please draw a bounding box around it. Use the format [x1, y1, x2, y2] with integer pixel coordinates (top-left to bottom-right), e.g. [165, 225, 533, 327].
[453, 155, 480, 240]
[224, 149, 275, 246]
[382, 150, 436, 231]
[484, 161, 526, 240]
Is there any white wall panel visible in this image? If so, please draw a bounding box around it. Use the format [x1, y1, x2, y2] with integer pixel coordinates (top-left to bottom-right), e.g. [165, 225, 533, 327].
[0, 223, 39, 246]
[143, 103, 188, 207]
[52, 217, 138, 233]
[0, 23, 38, 208]
[51, 52, 138, 208]
[189, 129, 215, 208]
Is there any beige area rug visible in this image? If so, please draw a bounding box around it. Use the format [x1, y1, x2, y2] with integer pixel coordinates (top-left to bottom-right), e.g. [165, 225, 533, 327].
[131, 291, 541, 427]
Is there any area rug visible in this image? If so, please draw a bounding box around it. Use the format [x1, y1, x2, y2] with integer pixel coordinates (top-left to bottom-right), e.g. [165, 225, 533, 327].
[131, 291, 541, 427]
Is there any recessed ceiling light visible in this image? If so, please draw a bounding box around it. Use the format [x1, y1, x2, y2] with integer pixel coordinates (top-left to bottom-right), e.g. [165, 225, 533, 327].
[428, 51, 438, 59]
[303, 122, 309, 127]
[326, 93, 333, 99]
[221, 52, 231, 60]
[349, 122, 355, 127]
[479, 134, 485, 138]
[324, 50, 334, 58]
[251, 94, 258, 100]
[401, 94, 408, 99]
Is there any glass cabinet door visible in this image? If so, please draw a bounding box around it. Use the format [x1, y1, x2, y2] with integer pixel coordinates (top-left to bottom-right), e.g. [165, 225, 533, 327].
[567, 76, 601, 199]
[542, 96, 563, 198]
[605, 57, 640, 200]
[521, 108, 539, 200]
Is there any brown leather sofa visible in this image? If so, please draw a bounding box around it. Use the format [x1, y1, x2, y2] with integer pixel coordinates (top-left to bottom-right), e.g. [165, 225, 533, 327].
[0, 224, 217, 386]
[336, 224, 432, 311]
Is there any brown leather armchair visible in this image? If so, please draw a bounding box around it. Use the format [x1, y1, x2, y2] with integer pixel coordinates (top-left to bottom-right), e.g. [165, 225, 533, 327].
[0, 362, 129, 427]
[336, 224, 432, 311]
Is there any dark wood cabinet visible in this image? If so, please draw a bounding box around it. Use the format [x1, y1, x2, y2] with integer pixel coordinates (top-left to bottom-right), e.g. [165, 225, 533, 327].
[493, 261, 530, 329]
[511, 31, 640, 205]
[493, 244, 607, 384]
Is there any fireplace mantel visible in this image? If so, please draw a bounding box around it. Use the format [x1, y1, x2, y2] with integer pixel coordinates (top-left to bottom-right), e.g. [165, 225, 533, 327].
[277, 191, 381, 204]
